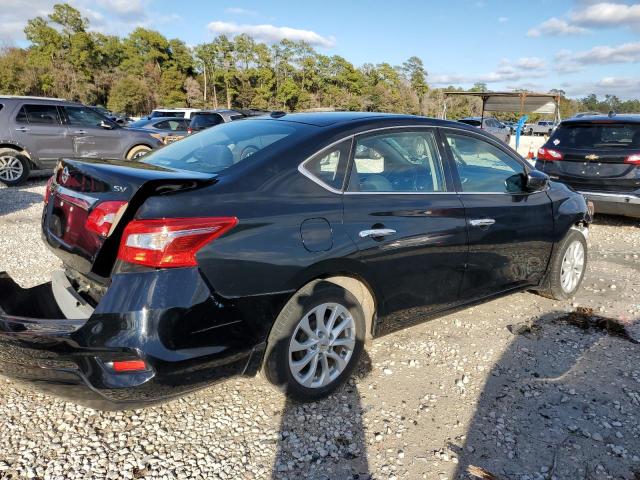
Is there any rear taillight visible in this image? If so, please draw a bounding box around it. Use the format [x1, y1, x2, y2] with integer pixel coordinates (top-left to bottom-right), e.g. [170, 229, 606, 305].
[625, 154, 640, 165]
[44, 175, 54, 204]
[86, 201, 128, 237]
[187, 127, 193, 135]
[117, 217, 238, 268]
[537, 147, 564, 161]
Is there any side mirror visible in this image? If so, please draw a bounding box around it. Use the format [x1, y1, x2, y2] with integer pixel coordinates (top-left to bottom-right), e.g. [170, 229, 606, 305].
[525, 170, 550, 192]
[100, 120, 113, 130]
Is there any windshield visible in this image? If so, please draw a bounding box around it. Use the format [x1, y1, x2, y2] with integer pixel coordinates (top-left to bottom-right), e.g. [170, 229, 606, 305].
[142, 119, 300, 174]
[550, 123, 640, 149]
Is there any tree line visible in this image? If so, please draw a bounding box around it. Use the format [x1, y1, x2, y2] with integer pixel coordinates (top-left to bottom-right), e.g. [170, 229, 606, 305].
[0, 3, 638, 120]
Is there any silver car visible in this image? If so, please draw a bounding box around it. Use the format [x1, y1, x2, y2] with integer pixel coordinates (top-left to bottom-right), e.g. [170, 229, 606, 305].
[0, 96, 163, 186]
[458, 117, 511, 144]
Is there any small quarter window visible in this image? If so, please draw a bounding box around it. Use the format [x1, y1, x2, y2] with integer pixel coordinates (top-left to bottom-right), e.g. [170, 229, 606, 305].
[303, 139, 352, 191]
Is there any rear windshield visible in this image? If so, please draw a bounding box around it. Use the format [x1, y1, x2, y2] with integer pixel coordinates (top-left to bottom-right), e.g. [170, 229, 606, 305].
[142, 119, 300, 174]
[550, 123, 640, 149]
[191, 113, 222, 128]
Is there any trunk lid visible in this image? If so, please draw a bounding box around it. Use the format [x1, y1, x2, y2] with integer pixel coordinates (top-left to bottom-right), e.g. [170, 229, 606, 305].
[43, 159, 216, 279]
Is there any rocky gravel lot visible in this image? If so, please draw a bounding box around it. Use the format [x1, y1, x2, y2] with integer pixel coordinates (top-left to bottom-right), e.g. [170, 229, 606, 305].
[0, 179, 639, 480]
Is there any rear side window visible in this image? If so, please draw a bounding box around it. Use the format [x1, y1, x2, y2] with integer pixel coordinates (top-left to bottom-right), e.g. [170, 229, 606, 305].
[303, 139, 352, 191]
[17, 104, 61, 125]
[347, 130, 446, 193]
[142, 120, 300, 174]
[550, 123, 640, 149]
[155, 120, 186, 131]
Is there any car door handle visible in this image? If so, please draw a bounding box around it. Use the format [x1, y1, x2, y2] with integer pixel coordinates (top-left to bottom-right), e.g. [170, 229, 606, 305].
[73, 130, 88, 134]
[15, 127, 30, 132]
[469, 218, 496, 227]
[359, 228, 397, 238]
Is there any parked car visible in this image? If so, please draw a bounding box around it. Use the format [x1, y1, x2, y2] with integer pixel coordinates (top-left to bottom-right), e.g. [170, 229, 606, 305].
[187, 109, 248, 134]
[128, 116, 190, 144]
[148, 108, 201, 119]
[89, 106, 131, 126]
[0, 96, 164, 186]
[0, 112, 591, 409]
[526, 121, 557, 136]
[536, 113, 640, 218]
[458, 117, 511, 144]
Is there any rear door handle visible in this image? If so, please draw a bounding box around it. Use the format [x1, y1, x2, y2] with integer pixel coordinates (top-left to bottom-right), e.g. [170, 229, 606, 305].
[73, 130, 88, 134]
[469, 218, 496, 227]
[359, 228, 396, 238]
[15, 127, 30, 132]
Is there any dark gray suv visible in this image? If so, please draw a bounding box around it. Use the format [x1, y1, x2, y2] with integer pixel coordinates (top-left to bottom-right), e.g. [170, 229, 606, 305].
[0, 96, 163, 186]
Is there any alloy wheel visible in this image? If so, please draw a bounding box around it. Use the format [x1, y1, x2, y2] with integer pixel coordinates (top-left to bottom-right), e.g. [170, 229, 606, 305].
[560, 240, 585, 293]
[288, 302, 356, 388]
[0, 155, 23, 182]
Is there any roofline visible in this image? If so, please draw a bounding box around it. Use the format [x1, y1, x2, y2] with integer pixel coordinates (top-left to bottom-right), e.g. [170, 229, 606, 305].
[0, 95, 69, 101]
[443, 91, 561, 99]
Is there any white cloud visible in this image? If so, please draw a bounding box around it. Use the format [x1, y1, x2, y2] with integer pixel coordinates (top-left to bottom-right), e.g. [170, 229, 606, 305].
[570, 2, 640, 30]
[207, 21, 335, 47]
[430, 58, 547, 87]
[225, 7, 258, 16]
[95, 0, 146, 17]
[564, 76, 640, 99]
[554, 41, 640, 74]
[527, 17, 589, 37]
[498, 16, 509, 23]
[516, 57, 546, 69]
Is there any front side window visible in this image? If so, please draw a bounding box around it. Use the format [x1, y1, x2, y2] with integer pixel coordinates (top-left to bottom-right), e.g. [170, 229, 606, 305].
[303, 139, 351, 191]
[445, 132, 526, 193]
[348, 130, 446, 193]
[65, 106, 108, 127]
[18, 104, 61, 125]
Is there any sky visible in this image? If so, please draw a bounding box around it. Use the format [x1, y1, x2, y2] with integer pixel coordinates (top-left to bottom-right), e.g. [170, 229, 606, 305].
[1, 0, 640, 99]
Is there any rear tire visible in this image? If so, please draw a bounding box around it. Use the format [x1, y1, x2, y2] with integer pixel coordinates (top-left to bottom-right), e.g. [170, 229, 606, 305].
[536, 230, 587, 300]
[0, 148, 30, 186]
[126, 145, 151, 161]
[263, 281, 365, 402]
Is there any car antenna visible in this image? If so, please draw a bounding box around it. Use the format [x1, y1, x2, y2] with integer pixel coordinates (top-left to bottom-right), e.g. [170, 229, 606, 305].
[608, 110, 616, 118]
[270, 111, 287, 118]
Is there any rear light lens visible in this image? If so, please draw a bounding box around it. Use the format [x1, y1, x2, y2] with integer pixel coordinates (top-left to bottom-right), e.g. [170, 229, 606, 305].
[86, 201, 128, 237]
[625, 154, 640, 165]
[118, 217, 238, 268]
[187, 127, 193, 135]
[44, 175, 54, 204]
[538, 148, 564, 161]
[109, 359, 148, 373]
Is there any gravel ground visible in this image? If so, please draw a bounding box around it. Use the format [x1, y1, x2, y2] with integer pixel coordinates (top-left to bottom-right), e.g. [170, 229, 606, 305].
[0, 179, 639, 480]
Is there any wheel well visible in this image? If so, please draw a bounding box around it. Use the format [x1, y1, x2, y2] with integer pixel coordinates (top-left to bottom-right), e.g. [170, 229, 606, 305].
[0, 143, 35, 167]
[127, 144, 152, 156]
[321, 275, 377, 345]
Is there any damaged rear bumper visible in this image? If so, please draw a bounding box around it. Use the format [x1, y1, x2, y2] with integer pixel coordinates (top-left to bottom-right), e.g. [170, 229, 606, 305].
[0, 270, 266, 410]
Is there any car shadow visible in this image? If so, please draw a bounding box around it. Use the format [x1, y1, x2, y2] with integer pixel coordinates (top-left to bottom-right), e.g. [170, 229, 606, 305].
[271, 281, 373, 479]
[453, 310, 640, 480]
[591, 213, 639, 228]
[0, 179, 46, 216]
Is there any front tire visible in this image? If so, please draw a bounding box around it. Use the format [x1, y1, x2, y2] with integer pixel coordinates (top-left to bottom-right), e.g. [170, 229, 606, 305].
[126, 145, 151, 161]
[263, 281, 365, 402]
[0, 148, 30, 186]
[537, 230, 587, 300]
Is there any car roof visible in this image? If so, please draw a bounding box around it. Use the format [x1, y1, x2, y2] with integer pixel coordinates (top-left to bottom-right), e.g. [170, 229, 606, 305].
[562, 113, 640, 124]
[249, 112, 478, 132]
[459, 116, 494, 121]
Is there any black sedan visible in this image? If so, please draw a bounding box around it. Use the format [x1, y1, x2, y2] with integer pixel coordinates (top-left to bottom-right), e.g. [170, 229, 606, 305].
[127, 116, 190, 144]
[0, 112, 591, 409]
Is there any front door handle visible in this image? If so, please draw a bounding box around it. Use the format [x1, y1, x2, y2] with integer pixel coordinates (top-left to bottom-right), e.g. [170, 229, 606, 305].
[469, 218, 496, 227]
[73, 130, 88, 135]
[359, 228, 397, 238]
[15, 127, 30, 132]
